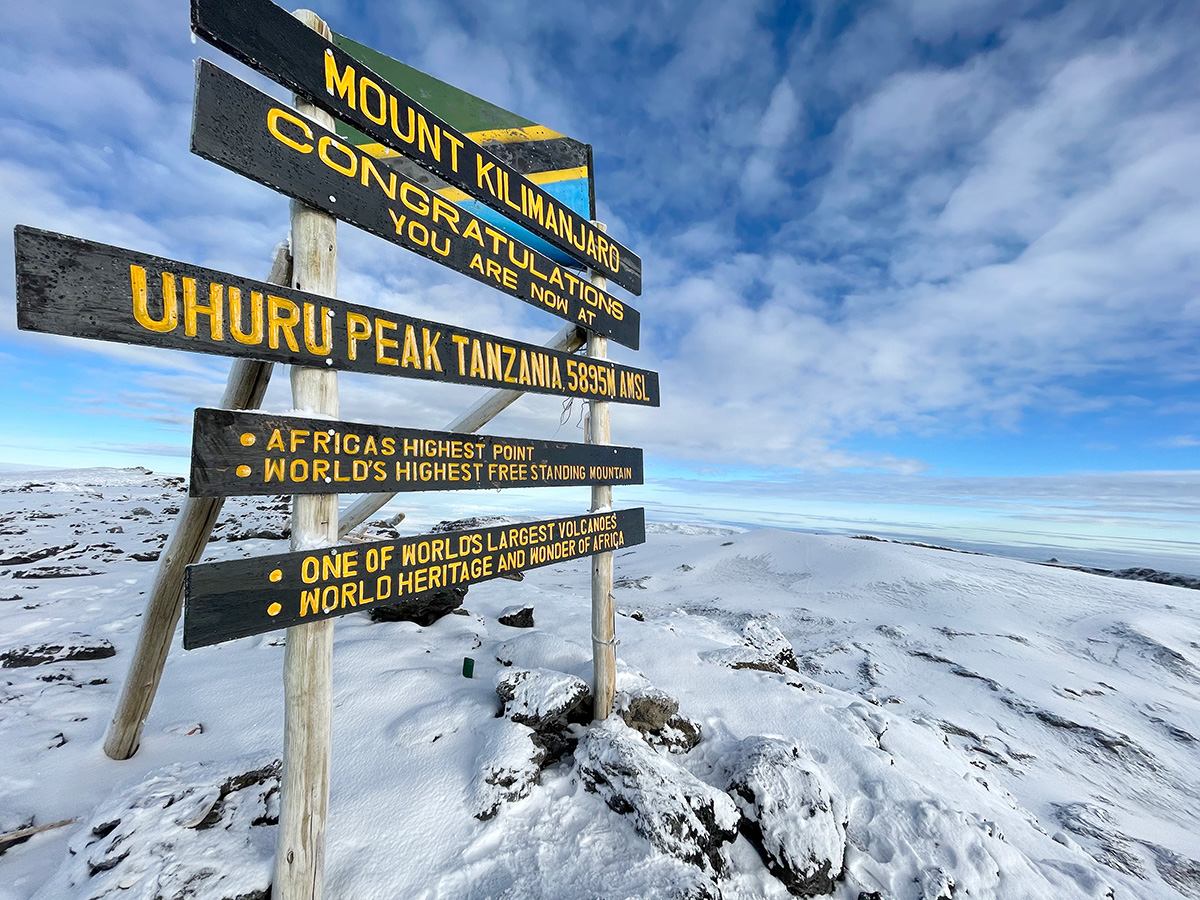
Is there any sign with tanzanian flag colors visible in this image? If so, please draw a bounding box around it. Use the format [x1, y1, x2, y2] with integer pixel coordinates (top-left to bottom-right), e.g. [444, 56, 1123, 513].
[331, 31, 595, 273]
[190, 0, 642, 295]
[190, 62, 639, 349]
[189, 407, 644, 497]
[13, 227, 660, 406]
[183, 508, 647, 648]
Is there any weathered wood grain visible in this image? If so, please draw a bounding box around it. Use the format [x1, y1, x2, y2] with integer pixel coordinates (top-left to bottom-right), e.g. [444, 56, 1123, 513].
[14, 225, 659, 405]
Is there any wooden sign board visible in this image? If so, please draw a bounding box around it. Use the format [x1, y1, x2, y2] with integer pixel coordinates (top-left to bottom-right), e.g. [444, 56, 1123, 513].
[13, 226, 659, 406]
[184, 507, 647, 648]
[190, 407, 644, 496]
[191, 0, 642, 295]
[332, 31, 596, 270]
[191, 61, 640, 349]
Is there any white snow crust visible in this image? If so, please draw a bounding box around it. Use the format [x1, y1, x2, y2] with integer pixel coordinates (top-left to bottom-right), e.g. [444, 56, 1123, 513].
[2, 468, 1199, 899]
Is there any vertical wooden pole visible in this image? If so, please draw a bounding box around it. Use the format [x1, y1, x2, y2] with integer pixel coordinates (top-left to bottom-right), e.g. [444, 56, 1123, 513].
[103, 243, 289, 761]
[274, 11, 337, 900]
[587, 223, 617, 721]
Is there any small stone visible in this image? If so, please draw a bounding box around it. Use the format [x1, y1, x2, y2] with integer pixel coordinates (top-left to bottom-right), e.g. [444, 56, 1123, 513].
[498, 604, 535, 628]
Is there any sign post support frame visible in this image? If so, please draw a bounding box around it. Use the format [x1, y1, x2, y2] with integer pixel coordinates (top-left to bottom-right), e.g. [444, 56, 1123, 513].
[274, 12, 338, 900]
[586, 223, 617, 721]
[102, 242, 289, 761]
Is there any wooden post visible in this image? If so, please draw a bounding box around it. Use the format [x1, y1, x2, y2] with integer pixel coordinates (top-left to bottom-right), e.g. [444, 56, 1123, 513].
[103, 243, 289, 761]
[587, 223, 617, 720]
[273, 12, 337, 900]
[336, 321, 586, 537]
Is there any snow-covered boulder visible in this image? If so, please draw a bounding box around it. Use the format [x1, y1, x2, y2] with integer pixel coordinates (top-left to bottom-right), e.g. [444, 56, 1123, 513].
[33, 754, 279, 900]
[471, 720, 548, 821]
[2, 634, 115, 668]
[496, 667, 591, 730]
[702, 618, 800, 674]
[575, 720, 739, 875]
[743, 619, 799, 671]
[724, 736, 846, 897]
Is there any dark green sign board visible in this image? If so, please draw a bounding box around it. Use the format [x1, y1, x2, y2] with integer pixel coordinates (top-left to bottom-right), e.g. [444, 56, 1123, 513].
[191, 0, 642, 294]
[190, 407, 645, 496]
[191, 61, 640, 349]
[184, 507, 647, 647]
[331, 31, 596, 270]
[13, 226, 659, 406]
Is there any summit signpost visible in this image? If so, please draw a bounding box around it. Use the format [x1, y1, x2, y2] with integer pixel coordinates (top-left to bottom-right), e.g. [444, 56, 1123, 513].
[13, 3, 654, 898]
[191, 0, 643, 294]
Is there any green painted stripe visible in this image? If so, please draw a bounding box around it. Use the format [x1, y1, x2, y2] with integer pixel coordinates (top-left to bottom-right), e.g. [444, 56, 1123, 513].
[332, 33, 537, 134]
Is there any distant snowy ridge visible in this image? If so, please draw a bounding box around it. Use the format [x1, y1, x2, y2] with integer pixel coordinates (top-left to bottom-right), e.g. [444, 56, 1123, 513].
[2, 467, 1199, 899]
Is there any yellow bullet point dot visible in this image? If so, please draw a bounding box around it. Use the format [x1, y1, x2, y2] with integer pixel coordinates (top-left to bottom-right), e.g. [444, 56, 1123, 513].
[236, 465, 252, 478]
[267, 602, 282, 617]
[240, 433, 256, 446]
[269, 569, 282, 582]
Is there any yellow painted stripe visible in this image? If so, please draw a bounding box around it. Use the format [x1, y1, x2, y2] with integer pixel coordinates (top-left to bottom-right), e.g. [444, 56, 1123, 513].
[435, 166, 589, 202]
[357, 124, 566, 161]
[463, 124, 565, 144]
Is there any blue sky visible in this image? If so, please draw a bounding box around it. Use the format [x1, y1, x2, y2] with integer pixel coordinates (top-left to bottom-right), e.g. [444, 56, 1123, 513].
[1, 0, 1198, 570]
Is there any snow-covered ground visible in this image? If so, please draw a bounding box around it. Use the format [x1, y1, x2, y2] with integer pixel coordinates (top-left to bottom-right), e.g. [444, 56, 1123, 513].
[2, 468, 1198, 899]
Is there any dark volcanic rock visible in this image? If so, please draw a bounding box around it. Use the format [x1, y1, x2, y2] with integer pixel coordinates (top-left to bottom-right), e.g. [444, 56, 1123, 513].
[12, 565, 103, 579]
[724, 736, 846, 897]
[0, 543, 77, 566]
[431, 515, 510, 533]
[497, 667, 591, 731]
[576, 721, 739, 875]
[369, 585, 467, 626]
[498, 604, 535, 628]
[2, 636, 116, 668]
[37, 754, 280, 900]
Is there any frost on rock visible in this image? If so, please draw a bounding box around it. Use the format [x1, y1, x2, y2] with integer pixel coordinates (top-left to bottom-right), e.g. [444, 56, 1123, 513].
[742, 619, 799, 671]
[471, 719, 548, 821]
[33, 753, 279, 900]
[614, 674, 703, 753]
[702, 618, 799, 674]
[724, 736, 846, 898]
[497, 667, 591, 731]
[575, 719, 739, 875]
[2, 634, 115, 668]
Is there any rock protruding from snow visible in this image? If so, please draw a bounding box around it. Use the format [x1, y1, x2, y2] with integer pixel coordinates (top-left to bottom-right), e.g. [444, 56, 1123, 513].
[498, 603, 535, 628]
[743, 619, 799, 671]
[575, 720, 739, 875]
[702, 618, 800, 674]
[369, 585, 467, 626]
[615, 680, 703, 753]
[33, 754, 279, 900]
[724, 737, 846, 897]
[472, 720, 548, 821]
[2, 635, 116, 668]
[497, 667, 590, 732]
